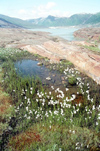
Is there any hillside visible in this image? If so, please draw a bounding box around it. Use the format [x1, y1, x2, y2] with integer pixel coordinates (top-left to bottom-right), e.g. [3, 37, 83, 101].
[0, 18, 21, 28]
[0, 14, 38, 28]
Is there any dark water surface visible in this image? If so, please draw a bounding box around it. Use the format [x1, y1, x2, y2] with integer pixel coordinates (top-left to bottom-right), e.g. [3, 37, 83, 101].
[15, 59, 78, 94]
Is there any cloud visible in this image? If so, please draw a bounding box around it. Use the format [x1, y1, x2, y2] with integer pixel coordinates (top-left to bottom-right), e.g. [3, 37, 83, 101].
[18, 9, 27, 14]
[46, 2, 56, 9]
[37, 2, 56, 12]
[17, 2, 71, 20]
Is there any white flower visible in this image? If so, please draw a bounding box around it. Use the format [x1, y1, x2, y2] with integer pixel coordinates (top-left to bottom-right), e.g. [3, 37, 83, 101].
[96, 122, 98, 125]
[29, 110, 32, 114]
[36, 99, 38, 102]
[49, 125, 51, 129]
[92, 105, 95, 110]
[26, 106, 28, 111]
[98, 116, 100, 120]
[86, 90, 89, 94]
[66, 88, 69, 91]
[73, 130, 75, 134]
[49, 91, 51, 95]
[24, 114, 27, 117]
[51, 86, 54, 90]
[27, 116, 30, 119]
[30, 91, 32, 94]
[25, 96, 27, 99]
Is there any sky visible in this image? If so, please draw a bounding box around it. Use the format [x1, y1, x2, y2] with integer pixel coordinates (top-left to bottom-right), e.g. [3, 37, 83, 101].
[0, 0, 100, 20]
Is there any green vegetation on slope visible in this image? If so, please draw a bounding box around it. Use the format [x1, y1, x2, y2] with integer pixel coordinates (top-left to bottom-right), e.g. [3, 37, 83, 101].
[0, 14, 38, 28]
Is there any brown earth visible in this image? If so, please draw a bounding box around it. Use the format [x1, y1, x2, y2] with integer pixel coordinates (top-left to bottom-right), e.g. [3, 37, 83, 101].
[0, 28, 100, 85]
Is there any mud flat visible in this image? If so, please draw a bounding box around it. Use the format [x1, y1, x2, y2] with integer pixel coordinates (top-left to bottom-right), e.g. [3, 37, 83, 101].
[0, 28, 100, 85]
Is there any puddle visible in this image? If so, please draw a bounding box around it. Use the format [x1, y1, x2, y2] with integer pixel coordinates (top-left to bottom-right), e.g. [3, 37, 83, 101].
[15, 59, 79, 95]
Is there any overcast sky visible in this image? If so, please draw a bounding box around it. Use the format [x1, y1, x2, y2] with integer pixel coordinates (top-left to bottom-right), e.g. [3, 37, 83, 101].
[0, 0, 100, 20]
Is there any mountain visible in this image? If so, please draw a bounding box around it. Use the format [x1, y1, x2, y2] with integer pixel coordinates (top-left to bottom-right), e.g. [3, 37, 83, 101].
[0, 14, 38, 28]
[0, 12, 100, 28]
[83, 12, 100, 24]
[0, 18, 20, 28]
[27, 13, 100, 27]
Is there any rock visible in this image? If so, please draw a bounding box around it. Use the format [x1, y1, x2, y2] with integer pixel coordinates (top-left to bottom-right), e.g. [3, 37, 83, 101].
[37, 62, 43, 66]
[46, 77, 51, 81]
[74, 27, 100, 41]
[62, 80, 66, 84]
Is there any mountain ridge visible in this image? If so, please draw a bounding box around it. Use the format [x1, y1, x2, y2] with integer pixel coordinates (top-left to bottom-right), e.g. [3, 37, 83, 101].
[0, 12, 100, 28]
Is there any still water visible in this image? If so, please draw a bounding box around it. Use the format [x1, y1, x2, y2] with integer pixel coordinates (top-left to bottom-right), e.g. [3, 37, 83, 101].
[30, 27, 80, 41]
[15, 59, 64, 86]
[15, 59, 78, 93]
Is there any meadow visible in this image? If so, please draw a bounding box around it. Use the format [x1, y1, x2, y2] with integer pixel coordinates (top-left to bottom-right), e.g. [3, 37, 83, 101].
[0, 48, 100, 151]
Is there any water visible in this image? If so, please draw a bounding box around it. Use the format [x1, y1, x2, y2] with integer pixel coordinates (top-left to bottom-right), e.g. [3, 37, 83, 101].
[15, 59, 78, 94]
[30, 27, 80, 41]
[15, 59, 64, 86]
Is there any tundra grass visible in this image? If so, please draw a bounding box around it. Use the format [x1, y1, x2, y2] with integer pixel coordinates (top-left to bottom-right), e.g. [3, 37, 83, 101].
[0, 48, 100, 151]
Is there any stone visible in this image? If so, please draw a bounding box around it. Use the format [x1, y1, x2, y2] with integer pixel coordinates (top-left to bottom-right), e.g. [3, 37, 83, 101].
[46, 77, 51, 81]
[37, 62, 43, 66]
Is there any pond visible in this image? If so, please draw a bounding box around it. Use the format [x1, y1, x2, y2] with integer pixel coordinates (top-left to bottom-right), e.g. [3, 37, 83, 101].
[15, 59, 80, 96]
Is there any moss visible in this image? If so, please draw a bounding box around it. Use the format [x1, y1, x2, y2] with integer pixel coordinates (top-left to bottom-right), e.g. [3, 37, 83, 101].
[68, 76, 77, 85]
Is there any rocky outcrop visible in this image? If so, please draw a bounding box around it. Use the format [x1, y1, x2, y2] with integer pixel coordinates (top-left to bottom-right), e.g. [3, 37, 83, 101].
[0, 28, 100, 85]
[74, 27, 100, 41]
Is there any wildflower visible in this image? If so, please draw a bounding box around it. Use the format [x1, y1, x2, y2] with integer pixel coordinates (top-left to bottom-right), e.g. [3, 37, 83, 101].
[30, 91, 32, 94]
[29, 110, 32, 114]
[92, 105, 95, 110]
[25, 96, 27, 99]
[86, 90, 89, 94]
[36, 99, 38, 102]
[27, 116, 30, 119]
[27, 98, 31, 104]
[49, 91, 51, 95]
[49, 125, 51, 129]
[66, 88, 69, 91]
[26, 106, 28, 111]
[98, 116, 100, 120]
[51, 86, 54, 90]
[24, 114, 27, 117]
[73, 130, 75, 134]
[96, 122, 98, 125]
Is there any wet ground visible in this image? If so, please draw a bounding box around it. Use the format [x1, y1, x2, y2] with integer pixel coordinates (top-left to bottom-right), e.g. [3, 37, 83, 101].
[15, 59, 80, 96]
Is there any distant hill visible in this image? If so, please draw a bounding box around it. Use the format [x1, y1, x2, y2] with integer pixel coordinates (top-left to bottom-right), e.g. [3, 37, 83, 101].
[0, 18, 20, 28]
[28, 12, 100, 27]
[0, 12, 100, 28]
[0, 14, 37, 28]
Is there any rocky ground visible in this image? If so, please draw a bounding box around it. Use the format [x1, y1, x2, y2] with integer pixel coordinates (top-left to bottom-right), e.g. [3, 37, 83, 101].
[74, 27, 100, 41]
[0, 28, 100, 85]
